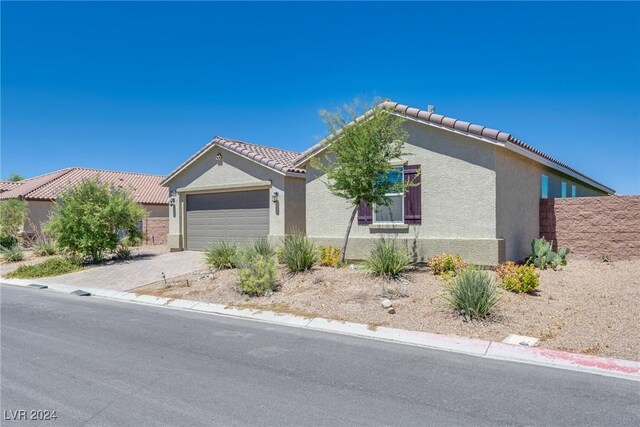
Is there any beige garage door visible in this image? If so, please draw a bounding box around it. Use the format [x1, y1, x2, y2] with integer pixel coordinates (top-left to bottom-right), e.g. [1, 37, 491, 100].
[186, 190, 269, 251]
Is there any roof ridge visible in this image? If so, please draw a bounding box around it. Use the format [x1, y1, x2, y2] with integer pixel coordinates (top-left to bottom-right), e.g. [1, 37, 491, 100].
[217, 136, 301, 155]
[66, 167, 166, 178]
[20, 168, 76, 199]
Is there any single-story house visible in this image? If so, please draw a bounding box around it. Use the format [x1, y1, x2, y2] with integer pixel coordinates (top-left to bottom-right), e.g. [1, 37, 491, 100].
[162, 100, 614, 264]
[0, 167, 169, 245]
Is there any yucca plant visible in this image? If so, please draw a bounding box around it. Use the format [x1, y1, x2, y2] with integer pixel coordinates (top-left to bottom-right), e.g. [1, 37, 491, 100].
[249, 238, 275, 258]
[115, 244, 132, 260]
[444, 267, 501, 319]
[204, 241, 238, 269]
[279, 232, 317, 272]
[364, 238, 412, 278]
[0, 244, 24, 262]
[31, 237, 58, 256]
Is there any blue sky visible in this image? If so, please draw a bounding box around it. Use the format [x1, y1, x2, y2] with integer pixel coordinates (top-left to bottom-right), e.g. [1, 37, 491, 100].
[2, 1, 639, 194]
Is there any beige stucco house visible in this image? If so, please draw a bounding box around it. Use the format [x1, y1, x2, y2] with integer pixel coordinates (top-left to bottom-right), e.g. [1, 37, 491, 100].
[163, 100, 614, 263]
[0, 168, 169, 245]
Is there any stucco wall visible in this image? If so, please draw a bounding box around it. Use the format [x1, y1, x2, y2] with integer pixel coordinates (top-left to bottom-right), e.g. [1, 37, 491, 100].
[165, 145, 304, 250]
[495, 148, 609, 261]
[24, 200, 53, 234]
[540, 196, 638, 260]
[284, 177, 306, 234]
[144, 204, 169, 218]
[305, 121, 501, 264]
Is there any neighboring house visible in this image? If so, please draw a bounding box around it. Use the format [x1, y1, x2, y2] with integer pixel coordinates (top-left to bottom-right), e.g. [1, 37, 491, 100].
[163, 100, 614, 263]
[0, 168, 169, 245]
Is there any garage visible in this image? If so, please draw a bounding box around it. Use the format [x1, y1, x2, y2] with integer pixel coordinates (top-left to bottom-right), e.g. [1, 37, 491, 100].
[185, 190, 269, 251]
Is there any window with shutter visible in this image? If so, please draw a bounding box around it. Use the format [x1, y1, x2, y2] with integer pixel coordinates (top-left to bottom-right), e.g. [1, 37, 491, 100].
[404, 165, 421, 224]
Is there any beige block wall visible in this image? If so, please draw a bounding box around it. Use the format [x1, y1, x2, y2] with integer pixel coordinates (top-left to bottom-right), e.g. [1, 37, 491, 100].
[305, 121, 502, 264]
[165, 145, 304, 250]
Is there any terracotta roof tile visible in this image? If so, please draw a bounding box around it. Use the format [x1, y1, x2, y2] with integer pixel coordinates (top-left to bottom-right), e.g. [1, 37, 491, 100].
[0, 168, 168, 205]
[0, 181, 23, 192]
[162, 136, 304, 185]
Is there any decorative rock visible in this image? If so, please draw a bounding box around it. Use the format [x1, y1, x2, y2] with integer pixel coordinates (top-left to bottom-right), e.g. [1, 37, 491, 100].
[387, 307, 396, 314]
[381, 299, 393, 309]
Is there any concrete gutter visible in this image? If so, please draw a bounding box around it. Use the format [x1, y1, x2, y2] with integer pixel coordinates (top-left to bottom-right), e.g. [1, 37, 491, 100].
[3, 278, 638, 382]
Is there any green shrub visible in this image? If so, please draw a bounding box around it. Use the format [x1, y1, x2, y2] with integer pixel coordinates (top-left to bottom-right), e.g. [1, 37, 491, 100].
[427, 253, 467, 276]
[444, 267, 501, 319]
[364, 238, 412, 278]
[1, 245, 24, 262]
[249, 239, 275, 258]
[31, 238, 58, 256]
[45, 179, 147, 263]
[279, 232, 317, 272]
[527, 237, 569, 270]
[236, 251, 278, 296]
[122, 234, 142, 247]
[6, 257, 82, 278]
[319, 245, 342, 267]
[496, 262, 539, 293]
[0, 235, 18, 249]
[204, 241, 238, 269]
[0, 199, 27, 239]
[115, 244, 132, 260]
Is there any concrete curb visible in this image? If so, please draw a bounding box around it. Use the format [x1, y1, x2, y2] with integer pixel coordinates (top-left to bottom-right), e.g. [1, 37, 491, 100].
[3, 278, 638, 382]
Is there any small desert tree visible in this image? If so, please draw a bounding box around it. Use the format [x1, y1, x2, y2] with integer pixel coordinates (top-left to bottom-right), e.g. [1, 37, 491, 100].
[313, 100, 413, 263]
[45, 179, 147, 263]
[0, 199, 28, 240]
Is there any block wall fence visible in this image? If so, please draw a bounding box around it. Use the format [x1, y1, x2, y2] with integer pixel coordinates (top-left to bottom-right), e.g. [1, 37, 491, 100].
[143, 217, 169, 245]
[539, 196, 640, 260]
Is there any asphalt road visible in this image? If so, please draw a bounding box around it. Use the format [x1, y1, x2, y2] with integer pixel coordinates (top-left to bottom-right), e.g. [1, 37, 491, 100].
[1, 285, 638, 426]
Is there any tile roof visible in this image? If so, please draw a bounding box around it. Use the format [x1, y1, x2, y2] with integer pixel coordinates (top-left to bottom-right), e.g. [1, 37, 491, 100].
[161, 136, 304, 185]
[0, 181, 24, 192]
[294, 100, 614, 194]
[0, 168, 168, 205]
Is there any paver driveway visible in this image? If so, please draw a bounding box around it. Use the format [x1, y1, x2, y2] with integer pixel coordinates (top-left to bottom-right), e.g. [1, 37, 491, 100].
[37, 249, 203, 291]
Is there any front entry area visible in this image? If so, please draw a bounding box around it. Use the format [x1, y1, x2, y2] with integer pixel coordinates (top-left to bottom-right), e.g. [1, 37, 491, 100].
[185, 190, 269, 250]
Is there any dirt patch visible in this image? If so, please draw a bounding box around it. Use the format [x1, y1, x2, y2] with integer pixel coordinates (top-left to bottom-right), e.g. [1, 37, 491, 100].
[136, 259, 640, 361]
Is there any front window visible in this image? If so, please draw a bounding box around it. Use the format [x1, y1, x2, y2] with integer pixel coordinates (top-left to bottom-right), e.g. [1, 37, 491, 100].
[373, 167, 404, 224]
[571, 185, 577, 198]
[561, 181, 567, 198]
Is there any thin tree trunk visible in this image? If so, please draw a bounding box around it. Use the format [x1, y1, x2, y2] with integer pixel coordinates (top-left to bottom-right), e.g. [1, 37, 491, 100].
[341, 205, 359, 264]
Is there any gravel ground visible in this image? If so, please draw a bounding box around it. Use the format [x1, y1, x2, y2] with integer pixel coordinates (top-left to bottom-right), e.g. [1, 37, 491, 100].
[137, 258, 640, 361]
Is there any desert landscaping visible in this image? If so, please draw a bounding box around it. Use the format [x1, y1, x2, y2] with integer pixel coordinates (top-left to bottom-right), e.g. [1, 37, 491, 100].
[136, 256, 640, 361]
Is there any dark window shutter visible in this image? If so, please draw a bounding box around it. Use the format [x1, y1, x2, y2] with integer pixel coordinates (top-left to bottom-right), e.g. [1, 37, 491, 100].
[404, 165, 421, 224]
[357, 200, 372, 225]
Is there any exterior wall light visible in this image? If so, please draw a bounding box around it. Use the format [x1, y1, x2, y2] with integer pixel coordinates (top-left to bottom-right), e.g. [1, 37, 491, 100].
[216, 153, 223, 161]
[272, 191, 279, 203]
